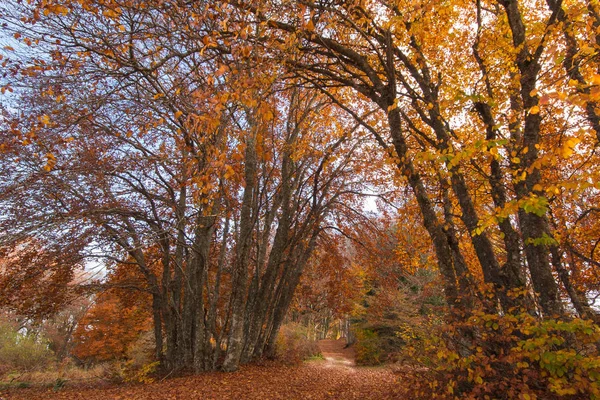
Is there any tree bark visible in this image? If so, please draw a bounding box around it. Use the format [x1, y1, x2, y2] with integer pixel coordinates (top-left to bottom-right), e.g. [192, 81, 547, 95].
[222, 131, 258, 372]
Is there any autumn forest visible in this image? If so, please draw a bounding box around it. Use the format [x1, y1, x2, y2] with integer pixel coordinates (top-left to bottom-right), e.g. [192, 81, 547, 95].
[0, 0, 599, 399]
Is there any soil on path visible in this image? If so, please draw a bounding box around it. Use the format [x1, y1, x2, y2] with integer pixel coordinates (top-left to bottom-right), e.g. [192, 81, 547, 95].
[317, 338, 356, 368]
[2, 340, 405, 400]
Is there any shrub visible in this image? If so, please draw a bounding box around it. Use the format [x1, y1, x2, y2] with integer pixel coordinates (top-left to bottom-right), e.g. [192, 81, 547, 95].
[113, 359, 160, 384]
[0, 321, 52, 374]
[121, 330, 158, 383]
[400, 311, 600, 399]
[354, 324, 410, 365]
[355, 329, 383, 365]
[275, 322, 321, 364]
[125, 330, 155, 370]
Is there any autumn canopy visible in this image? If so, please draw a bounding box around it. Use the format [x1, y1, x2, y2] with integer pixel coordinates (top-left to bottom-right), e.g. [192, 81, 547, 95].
[1, 0, 599, 398]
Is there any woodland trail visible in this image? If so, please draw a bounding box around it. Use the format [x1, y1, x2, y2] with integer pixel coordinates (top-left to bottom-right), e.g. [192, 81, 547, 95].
[2, 339, 405, 400]
[317, 338, 356, 368]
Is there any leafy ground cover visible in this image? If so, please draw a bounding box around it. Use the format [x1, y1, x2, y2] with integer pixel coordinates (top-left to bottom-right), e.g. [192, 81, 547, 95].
[1, 340, 407, 400]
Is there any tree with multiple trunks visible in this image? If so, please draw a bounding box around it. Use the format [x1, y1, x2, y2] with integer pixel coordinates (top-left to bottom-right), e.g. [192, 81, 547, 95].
[0, 0, 379, 372]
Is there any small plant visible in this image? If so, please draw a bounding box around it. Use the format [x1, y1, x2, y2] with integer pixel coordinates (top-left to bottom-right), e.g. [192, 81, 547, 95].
[118, 360, 160, 384]
[53, 377, 66, 391]
[305, 353, 325, 361]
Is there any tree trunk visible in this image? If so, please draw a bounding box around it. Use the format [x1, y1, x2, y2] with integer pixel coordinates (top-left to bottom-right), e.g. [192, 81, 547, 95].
[222, 132, 258, 372]
[387, 109, 460, 307]
[500, 0, 564, 317]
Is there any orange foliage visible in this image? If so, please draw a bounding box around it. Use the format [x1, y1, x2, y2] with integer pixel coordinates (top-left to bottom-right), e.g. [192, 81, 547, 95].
[72, 289, 152, 363]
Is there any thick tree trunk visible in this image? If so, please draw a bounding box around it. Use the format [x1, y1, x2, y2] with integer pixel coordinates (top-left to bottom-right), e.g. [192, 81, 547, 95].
[387, 110, 460, 306]
[264, 234, 318, 358]
[204, 214, 229, 370]
[186, 216, 215, 371]
[242, 140, 295, 362]
[440, 176, 477, 309]
[222, 132, 257, 372]
[473, 102, 533, 312]
[500, 0, 564, 317]
[151, 292, 164, 365]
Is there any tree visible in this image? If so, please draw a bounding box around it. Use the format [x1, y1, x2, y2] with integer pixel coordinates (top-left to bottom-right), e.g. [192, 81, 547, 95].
[226, 0, 600, 320]
[1, 0, 378, 372]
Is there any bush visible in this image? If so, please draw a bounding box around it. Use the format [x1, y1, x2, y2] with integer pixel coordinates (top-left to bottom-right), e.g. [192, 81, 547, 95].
[355, 329, 384, 365]
[275, 322, 321, 364]
[351, 270, 442, 366]
[0, 321, 53, 374]
[117, 330, 159, 383]
[400, 311, 600, 399]
[354, 324, 409, 365]
[112, 359, 160, 384]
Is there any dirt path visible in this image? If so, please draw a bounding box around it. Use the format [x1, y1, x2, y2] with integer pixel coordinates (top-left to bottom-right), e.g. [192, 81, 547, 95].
[2, 342, 406, 399]
[317, 338, 356, 368]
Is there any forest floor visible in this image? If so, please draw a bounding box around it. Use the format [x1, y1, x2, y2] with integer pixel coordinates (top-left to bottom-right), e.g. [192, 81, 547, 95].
[0, 339, 406, 399]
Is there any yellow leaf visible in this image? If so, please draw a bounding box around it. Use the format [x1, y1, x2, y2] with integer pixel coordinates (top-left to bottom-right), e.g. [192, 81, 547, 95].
[560, 137, 580, 158]
[175, 111, 183, 118]
[593, 75, 600, 85]
[580, 45, 595, 56]
[529, 106, 540, 114]
[44, 5, 69, 16]
[40, 114, 50, 125]
[306, 19, 315, 32]
[224, 165, 235, 180]
[215, 64, 227, 77]
[263, 109, 274, 121]
[103, 9, 120, 19]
